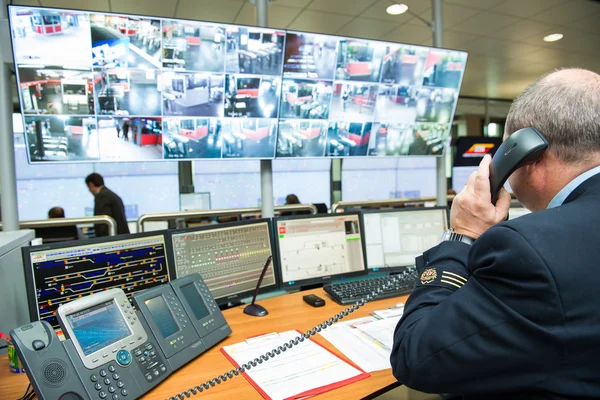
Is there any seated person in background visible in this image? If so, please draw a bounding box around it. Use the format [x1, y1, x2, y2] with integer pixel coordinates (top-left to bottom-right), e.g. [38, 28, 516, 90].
[391, 69, 600, 398]
[280, 194, 311, 216]
[36, 206, 84, 242]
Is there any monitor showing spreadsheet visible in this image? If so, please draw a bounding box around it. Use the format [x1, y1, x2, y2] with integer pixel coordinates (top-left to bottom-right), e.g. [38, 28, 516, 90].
[167, 219, 277, 305]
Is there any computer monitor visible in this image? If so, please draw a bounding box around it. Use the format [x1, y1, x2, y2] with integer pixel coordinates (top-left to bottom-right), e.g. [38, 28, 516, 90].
[179, 192, 211, 211]
[21, 232, 172, 331]
[167, 219, 278, 305]
[34, 226, 80, 243]
[274, 213, 367, 289]
[362, 207, 448, 271]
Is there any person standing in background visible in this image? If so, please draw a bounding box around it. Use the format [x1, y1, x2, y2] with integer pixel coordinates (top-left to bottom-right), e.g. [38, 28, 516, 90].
[85, 173, 130, 237]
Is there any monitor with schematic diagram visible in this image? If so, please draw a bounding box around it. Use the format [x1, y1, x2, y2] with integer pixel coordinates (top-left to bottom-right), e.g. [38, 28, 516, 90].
[21, 231, 172, 331]
[167, 219, 278, 305]
[361, 207, 448, 271]
[274, 213, 368, 288]
[9, 5, 467, 163]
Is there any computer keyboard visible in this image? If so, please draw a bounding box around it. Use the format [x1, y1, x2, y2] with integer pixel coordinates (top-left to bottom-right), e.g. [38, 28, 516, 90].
[323, 269, 418, 305]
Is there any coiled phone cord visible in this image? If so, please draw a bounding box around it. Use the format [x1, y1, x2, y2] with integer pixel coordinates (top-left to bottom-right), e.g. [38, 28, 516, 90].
[168, 272, 411, 400]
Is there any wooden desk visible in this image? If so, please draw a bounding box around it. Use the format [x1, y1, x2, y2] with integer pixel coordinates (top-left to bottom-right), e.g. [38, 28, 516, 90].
[0, 289, 408, 400]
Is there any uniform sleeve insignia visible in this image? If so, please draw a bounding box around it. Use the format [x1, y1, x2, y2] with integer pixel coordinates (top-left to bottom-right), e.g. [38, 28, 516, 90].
[420, 268, 437, 284]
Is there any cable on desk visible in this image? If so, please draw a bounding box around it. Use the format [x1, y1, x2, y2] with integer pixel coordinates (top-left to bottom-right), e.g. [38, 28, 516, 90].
[167, 273, 409, 400]
[17, 383, 35, 400]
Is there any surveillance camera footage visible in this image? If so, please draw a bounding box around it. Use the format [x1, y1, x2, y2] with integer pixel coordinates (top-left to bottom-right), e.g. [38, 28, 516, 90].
[163, 117, 222, 159]
[326, 121, 372, 157]
[224, 75, 281, 118]
[415, 87, 457, 124]
[422, 50, 467, 89]
[95, 69, 161, 116]
[161, 72, 225, 117]
[221, 118, 277, 159]
[25, 115, 99, 162]
[162, 21, 225, 73]
[9, 5, 468, 162]
[18, 67, 94, 115]
[225, 27, 285, 75]
[368, 122, 449, 156]
[280, 79, 332, 119]
[10, 8, 92, 68]
[335, 39, 386, 83]
[90, 14, 161, 69]
[374, 84, 418, 124]
[381, 45, 428, 85]
[97, 117, 162, 161]
[330, 82, 378, 123]
[283, 33, 338, 80]
[276, 120, 328, 158]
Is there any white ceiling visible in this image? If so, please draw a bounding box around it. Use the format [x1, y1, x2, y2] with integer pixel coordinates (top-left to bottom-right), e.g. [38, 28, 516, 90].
[10, 0, 600, 99]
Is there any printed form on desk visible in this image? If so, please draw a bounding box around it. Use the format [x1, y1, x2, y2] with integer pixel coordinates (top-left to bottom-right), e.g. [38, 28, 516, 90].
[221, 330, 369, 400]
[319, 313, 403, 372]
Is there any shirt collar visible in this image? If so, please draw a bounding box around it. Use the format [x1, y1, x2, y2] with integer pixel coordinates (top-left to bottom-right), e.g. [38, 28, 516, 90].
[547, 165, 600, 209]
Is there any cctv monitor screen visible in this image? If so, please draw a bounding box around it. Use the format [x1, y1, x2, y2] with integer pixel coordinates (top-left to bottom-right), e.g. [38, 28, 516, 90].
[362, 208, 448, 270]
[168, 219, 277, 305]
[277, 34, 467, 158]
[22, 232, 171, 331]
[9, 5, 467, 164]
[274, 213, 367, 288]
[9, 6, 284, 163]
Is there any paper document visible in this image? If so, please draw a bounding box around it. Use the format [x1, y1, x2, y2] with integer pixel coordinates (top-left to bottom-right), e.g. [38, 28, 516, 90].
[371, 305, 404, 319]
[354, 315, 402, 351]
[320, 317, 393, 372]
[221, 330, 368, 400]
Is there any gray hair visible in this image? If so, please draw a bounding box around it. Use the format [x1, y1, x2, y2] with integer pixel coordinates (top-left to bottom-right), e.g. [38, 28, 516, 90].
[505, 68, 600, 163]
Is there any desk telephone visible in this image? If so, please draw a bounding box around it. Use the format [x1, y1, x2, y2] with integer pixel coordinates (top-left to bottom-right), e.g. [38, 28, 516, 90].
[10, 273, 231, 400]
[11, 130, 548, 399]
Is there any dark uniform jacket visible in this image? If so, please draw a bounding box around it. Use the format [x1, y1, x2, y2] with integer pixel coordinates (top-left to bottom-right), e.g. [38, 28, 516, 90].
[391, 173, 600, 399]
[94, 187, 130, 237]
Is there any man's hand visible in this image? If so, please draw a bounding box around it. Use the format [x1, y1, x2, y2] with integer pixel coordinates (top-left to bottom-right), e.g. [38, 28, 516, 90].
[450, 154, 512, 239]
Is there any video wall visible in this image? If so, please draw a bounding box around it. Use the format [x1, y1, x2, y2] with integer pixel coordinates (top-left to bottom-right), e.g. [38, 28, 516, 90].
[9, 6, 467, 163]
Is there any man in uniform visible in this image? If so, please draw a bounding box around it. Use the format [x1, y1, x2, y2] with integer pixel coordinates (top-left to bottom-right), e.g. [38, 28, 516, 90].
[391, 69, 600, 398]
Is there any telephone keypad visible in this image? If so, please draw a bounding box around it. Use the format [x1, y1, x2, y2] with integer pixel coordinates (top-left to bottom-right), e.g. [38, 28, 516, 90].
[134, 342, 167, 383]
[90, 363, 130, 400]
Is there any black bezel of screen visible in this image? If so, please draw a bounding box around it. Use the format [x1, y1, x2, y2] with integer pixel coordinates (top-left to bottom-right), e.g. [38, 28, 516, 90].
[164, 218, 279, 306]
[360, 206, 449, 272]
[273, 212, 368, 289]
[21, 230, 172, 325]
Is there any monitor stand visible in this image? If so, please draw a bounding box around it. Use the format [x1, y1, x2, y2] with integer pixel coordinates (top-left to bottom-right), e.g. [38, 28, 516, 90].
[299, 283, 323, 291]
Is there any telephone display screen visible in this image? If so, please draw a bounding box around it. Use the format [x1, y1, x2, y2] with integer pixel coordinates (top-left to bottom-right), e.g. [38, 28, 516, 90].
[180, 283, 210, 321]
[145, 296, 180, 338]
[67, 300, 132, 356]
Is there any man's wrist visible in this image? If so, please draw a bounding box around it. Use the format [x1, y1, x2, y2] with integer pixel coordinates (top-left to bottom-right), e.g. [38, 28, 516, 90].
[441, 228, 475, 245]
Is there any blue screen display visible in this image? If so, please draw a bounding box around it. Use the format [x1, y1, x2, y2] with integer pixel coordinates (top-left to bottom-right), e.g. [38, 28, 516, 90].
[145, 295, 179, 338]
[67, 300, 131, 356]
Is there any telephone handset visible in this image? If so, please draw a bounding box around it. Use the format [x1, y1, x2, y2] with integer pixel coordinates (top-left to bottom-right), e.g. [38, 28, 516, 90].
[166, 267, 417, 400]
[489, 127, 548, 204]
[11, 288, 171, 400]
